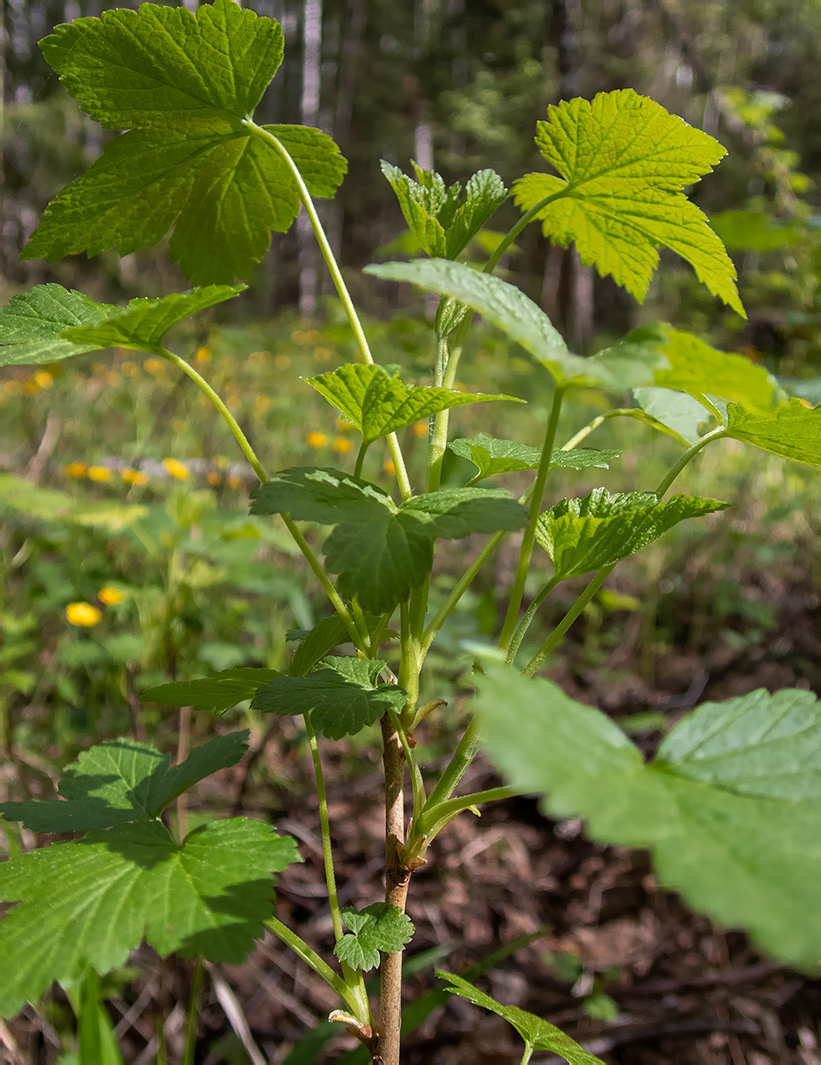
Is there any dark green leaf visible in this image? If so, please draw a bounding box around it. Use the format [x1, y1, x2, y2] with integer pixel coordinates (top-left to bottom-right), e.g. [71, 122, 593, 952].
[535, 488, 730, 579]
[141, 670, 279, 714]
[250, 467, 392, 525]
[22, 2, 346, 283]
[252, 661, 406, 739]
[288, 616, 351, 676]
[307, 363, 520, 445]
[401, 487, 528, 538]
[0, 732, 251, 832]
[334, 903, 414, 971]
[0, 285, 118, 367]
[449, 434, 618, 480]
[474, 667, 821, 970]
[437, 971, 605, 1064]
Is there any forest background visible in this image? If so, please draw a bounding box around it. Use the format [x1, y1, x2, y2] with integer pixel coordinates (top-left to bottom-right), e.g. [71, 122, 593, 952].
[1, 1, 821, 1064]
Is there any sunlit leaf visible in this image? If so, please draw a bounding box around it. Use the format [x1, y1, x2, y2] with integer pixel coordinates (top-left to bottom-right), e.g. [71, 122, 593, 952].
[0, 285, 118, 366]
[513, 89, 744, 314]
[725, 398, 821, 466]
[535, 488, 730, 579]
[141, 670, 279, 715]
[449, 434, 618, 481]
[334, 903, 414, 971]
[632, 387, 713, 445]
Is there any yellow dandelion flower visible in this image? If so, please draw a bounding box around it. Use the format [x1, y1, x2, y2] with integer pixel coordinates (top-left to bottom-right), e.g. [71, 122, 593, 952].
[336, 417, 355, 433]
[195, 346, 211, 364]
[34, 370, 53, 389]
[66, 602, 102, 627]
[87, 465, 112, 482]
[163, 458, 189, 480]
[313, 346, 333, 363]
[106, 371, 121, 387]
[207, 471, 221, 486]
[23, 379, 40, 396]
[412, 421, 429, 438]
[383, 459, 396, 476]
[64, 462, 87, 478]
[98, 586, 125, 606]
[144, 357, 164, 375]
[306, 430, 328, 448]
[121, 360, 138, 376]
[275, 354, 291, 370]
[215, 455, 229, 469]
[254, 395, 271, 416]
[248, 350, 268, 366]
[121, 467, 148, 486]
[333, 436, 354, 455]
[227, 474, 243, 489]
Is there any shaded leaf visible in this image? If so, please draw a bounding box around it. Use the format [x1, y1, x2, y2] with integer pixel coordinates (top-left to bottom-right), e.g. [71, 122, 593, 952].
[307, 363, 520, 445]
[22, 1, 346, 283]
[141, 670, 279, 715]
[0, 732, 251, 832]
[334, 903, 414, 971]
[512, 89, 744, 314]
[250, 467, 392, 526]
[535, 488, 730, 579]
[632, 387, 713, 445]
[252, 659, 405, 739]
[449, 434, 618, 480]
[288, 616, 351, 676]
[437, 971, 605, 1064]
[725, 398, 821, 466]
[474, 666, 821, 970]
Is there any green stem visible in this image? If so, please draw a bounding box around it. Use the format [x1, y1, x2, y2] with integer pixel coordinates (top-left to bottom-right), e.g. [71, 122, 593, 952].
[354, 439, 369, 479]
[264, 916, 356, 1009]
[522, 565, 612, 678]
[505, 575, 559, 665]
[483, 190, 569, 275]
[559, 407, 640, 451]
[282, 518, 362, 647]
[304, 716, 343, 942]
[389, 708, 426, 824]
[654, 426, 729, 498]
[243, 120, 412, 501]
[519, 1044, 535, 1065]
[398, 599, 420, 724]
[415, 786, 518, 837]
[499, 386, 566, 651]
[423, 716, 484, 813]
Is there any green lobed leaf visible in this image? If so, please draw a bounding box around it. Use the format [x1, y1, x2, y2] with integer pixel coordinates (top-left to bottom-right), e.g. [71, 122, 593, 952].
[334, 903, 414, 971]
[251, 658, 406, 739]
[632, 387, 713, 445]
[512, 89, 744, 315]
[0, 284, 118, 366]
[251, 470, 527, 613]
[63, 285, 246, 353]
[0, 818, 300, 1019]
[449, 433, 618, 480]
[0, 732, 251, 832]
[288, 615, 351, 676]
[437, 971, 605, 1064]
[381, 162, 507, 259]
[22, 2, 346, 283]
[0, 472, 147, 532]
[141, 669, 280, 715]
[365, 259, 658, 390]
[474, 667, 821, 970]
[306, 362, 520, 446]
[535, 488, 730, 579]
[725, 398, 821, 466]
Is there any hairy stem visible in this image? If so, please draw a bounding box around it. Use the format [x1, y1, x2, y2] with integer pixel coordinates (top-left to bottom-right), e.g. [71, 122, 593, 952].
[379, 713, 409, 1065]
[522, 566, 611, 678]
[505, 575, 559, 665]
[304, 716, 344, 942]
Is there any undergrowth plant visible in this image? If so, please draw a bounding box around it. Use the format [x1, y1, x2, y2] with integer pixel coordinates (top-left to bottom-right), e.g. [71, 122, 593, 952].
[1, 3, 820, 1063]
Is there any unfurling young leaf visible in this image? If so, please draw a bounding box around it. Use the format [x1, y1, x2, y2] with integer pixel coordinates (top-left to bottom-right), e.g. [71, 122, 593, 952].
[535, 488, 731, 579]
[0, 733, 301, 1018]
[334, 903, 414, 971]
[437, 971, 605, 1065]
[512, 89, 745, 315]
[307, 362, 521, 446]
[251, 469, 528, 612]
[474, 668, 821, 970]
[251, 657, 406, 740]
[22, 0, 346, 283]
[381, 162, 507, 259]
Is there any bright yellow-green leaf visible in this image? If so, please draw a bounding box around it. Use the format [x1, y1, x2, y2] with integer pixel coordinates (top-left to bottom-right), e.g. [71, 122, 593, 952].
[513, 89, 745, 316]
